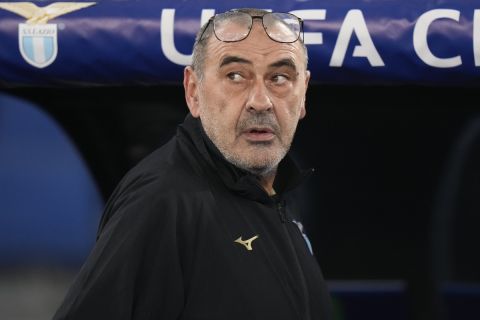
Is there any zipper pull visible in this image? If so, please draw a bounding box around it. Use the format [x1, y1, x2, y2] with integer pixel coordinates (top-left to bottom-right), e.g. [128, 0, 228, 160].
[277, 200, 287, 223]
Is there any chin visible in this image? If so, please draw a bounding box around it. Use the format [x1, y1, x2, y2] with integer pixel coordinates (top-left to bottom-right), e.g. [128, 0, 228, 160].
[223, 144, 287, 175]
[247, 165, 277, 177]
[244, 156, 281, 175]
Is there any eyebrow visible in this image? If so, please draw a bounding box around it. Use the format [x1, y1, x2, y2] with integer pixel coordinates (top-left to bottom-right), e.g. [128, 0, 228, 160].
[218, 56, 298, 73]
[268, 58, 298, 72]
[219, 56, 252, 68]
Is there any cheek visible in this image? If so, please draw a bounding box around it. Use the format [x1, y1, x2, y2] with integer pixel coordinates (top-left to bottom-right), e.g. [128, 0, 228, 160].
[275, 101, 304, 137]
[278, 95, 303, 119]
[199, 94, 242, 133]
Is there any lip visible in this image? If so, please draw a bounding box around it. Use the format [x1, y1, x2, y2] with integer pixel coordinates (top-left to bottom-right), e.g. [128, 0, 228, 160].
[242, 127, 275, 142]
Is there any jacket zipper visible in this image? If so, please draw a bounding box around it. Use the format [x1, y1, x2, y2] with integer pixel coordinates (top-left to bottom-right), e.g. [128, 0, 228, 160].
[277, 200, 287, 223]
[275, 199, 311, 320]
[249, 177, 288, 224]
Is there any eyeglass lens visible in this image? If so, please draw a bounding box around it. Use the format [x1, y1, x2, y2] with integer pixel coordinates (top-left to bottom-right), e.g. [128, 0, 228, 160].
[214, 11, 252, 42]
[263, 13, 300, 43]
[213, 12, 300, 43]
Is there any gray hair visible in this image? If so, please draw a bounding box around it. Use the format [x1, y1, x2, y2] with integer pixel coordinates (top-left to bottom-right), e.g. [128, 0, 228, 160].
[191, 8, 309, 80]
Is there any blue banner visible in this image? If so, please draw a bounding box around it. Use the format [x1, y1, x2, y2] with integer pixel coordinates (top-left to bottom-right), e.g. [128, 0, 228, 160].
[0, 0, 479, 86]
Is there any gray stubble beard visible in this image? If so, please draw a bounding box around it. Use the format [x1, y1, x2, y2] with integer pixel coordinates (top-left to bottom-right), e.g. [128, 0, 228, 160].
[201, 111, 292, 178]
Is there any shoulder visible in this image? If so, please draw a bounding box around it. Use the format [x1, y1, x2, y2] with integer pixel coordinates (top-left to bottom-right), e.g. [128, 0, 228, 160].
[98, 138, 214, 235]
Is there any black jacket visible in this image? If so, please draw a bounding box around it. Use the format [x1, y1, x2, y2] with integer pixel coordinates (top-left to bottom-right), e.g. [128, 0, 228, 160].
[53, 114, 332, 320]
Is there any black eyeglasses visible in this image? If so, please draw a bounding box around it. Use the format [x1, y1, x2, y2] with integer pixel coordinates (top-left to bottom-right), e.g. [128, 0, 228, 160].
[199, 10, 304, 44]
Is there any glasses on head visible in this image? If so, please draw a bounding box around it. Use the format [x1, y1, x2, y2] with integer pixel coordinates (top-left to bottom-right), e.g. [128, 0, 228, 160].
[200, 10, 304, 44]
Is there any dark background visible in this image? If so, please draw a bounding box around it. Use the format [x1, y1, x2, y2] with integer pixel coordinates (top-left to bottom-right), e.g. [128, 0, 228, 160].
[5, 84, 480, 319]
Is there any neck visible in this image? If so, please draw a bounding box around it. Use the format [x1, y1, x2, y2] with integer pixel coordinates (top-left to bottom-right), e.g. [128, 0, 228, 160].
[258, 170, 277, 196]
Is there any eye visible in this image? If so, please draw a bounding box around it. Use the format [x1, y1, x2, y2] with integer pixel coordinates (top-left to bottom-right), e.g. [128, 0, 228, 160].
[227, 72, 244, 82]
[271, 74, 289, 85]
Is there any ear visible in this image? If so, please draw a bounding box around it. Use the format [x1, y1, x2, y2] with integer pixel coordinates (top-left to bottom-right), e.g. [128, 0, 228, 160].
[299, 70, 310, 119]
[184, 66, 201, 118]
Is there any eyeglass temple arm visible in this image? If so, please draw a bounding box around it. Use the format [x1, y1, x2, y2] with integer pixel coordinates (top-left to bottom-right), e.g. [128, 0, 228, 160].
[198, 17, 214, 42]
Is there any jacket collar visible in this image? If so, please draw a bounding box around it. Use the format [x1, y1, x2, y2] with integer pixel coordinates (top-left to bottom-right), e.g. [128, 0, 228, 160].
[178, 114, 312, 203]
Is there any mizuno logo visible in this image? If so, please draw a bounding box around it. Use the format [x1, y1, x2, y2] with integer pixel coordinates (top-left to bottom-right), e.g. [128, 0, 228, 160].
[234, 235, 259, 251]
[0, 2, 96, 68]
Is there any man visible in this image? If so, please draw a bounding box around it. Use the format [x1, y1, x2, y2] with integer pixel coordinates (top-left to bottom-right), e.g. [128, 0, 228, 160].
[54, 8, 332, 320]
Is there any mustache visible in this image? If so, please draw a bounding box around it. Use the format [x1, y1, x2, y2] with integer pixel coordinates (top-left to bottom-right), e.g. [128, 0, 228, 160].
[237, 112, 280, 134]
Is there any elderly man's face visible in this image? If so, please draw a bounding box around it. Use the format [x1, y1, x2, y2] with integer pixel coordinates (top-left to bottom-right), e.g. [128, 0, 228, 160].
[184, 21, 310, 175]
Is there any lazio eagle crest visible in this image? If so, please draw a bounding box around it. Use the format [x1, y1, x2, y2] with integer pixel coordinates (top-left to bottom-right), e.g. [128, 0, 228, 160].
[0, 2, 95, 68]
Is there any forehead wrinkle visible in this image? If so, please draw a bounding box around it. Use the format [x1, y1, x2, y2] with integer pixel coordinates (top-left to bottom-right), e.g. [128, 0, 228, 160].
[204, 22, 306, 72]
[211, 43, 301, 70]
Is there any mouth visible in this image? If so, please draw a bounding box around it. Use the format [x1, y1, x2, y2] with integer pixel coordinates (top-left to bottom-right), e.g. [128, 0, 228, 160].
[242, 127, 275, 142]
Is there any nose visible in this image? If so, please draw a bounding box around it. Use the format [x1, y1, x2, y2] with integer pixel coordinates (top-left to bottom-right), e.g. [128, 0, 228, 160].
[246, 80, 273, 113]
